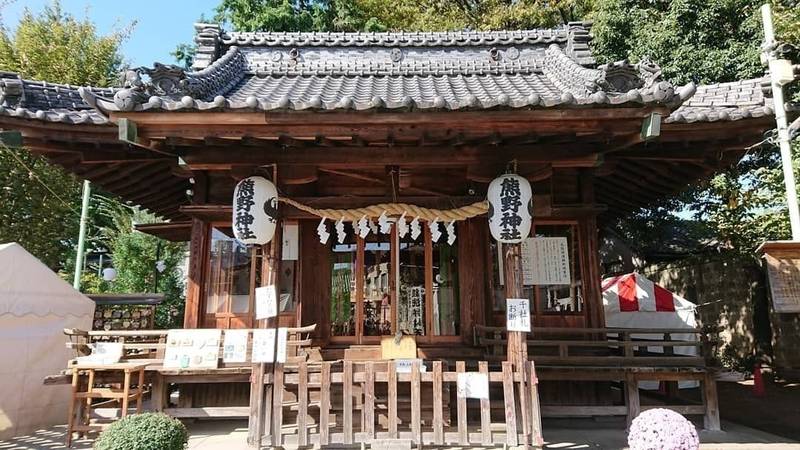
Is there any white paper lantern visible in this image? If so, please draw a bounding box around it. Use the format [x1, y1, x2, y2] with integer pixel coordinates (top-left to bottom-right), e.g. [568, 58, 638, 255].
[487, 173, 532, 244]
[232, 176, 278, 245]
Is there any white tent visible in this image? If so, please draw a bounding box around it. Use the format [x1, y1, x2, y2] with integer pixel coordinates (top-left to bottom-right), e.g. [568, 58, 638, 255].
[602, 273, 698, 389]
[0, 243, 94, 439]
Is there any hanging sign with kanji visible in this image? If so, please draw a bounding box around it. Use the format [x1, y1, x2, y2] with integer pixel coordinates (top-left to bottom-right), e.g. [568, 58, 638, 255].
[506, 298, 531, 332]
[232, 176, 278, 245]
[522, 237, 571, 286]
[487, 174, 532, 244]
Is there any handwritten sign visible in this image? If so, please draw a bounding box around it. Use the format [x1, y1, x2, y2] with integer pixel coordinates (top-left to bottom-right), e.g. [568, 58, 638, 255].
[252, 329, 276, 363]
[276, 327, 288, 363]
[222, 330, 249, 363]
[522, 237, 570, 285]
[506, 298, 531, 332]
[457, 373, 489, 399]
[164, 329, 221, 369]
[255, 285, 278, 320]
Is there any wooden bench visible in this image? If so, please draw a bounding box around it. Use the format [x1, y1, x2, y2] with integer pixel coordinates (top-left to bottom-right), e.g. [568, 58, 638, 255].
[53, 325, 317, 419]
[473, 325, 720, 430]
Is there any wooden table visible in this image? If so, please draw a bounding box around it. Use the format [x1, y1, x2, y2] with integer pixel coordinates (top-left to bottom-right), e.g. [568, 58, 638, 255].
[66, 362, 148, 447]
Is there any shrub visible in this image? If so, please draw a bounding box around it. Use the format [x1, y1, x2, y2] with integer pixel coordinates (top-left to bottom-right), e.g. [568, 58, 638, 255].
[627, 408, 699, 450]
[94, 412, 188, 450]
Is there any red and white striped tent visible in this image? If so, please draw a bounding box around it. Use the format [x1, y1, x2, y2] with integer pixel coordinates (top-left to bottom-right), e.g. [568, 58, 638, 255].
[602, 273, 698, 389]
[602, 273, 697, 352]
[602, 272, 694, 314]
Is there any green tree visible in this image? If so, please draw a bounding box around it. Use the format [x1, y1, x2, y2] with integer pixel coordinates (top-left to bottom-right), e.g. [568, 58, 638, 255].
[0, 1, 131, 268]
[213, 0, 384, 32]
[0, 1, 130, 86]
[84, 198, 187, 329]
[594, 0, 800, 258]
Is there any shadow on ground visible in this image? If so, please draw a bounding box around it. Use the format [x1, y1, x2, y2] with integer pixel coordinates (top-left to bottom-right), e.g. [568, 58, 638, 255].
[0, 418, 797, 450]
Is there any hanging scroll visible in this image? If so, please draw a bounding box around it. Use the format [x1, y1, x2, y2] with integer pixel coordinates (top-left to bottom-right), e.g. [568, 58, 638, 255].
[522, 237, 571, 286]
[487, 174, 532, 244]
[232, 176, 278, 245]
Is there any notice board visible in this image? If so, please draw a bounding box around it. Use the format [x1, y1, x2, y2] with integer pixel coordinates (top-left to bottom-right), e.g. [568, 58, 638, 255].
[759, 241, 800, 313]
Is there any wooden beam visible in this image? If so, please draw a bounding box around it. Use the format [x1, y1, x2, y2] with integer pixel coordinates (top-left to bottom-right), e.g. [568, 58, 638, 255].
[111, 107, 670, 127]
[180, 144, 602, 169]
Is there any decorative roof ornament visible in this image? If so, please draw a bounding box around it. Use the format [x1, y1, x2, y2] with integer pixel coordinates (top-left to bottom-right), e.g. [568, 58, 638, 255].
[114, 64, 192, 111]
[0, 73, 24, 107]
[598, 58, 662, 93]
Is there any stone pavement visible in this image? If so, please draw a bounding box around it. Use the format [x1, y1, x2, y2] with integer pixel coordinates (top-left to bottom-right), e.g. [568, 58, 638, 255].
[0, 419, 797, 450]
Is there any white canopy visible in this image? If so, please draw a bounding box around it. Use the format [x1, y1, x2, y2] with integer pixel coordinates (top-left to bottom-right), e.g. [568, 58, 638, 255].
[0, 243, 94, 439]
[0, 242, 95, 318]
[602, 273, 698, 389]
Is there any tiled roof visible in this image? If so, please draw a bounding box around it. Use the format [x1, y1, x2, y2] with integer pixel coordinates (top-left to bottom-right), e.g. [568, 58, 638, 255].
[666, 77, 774, 123]
[77, 21, 695, 114]
[0, 72, 113, 124]
[0, 22, 786, 125]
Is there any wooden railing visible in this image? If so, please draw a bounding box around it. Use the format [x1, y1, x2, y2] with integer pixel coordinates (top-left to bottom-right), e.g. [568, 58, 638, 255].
[474, 325, 709, 367]
[252, 360, 543, 448]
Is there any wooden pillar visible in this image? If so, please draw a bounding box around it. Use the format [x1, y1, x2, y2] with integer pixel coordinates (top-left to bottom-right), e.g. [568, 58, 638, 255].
[503, 243, 528, 369]
[248, 169, 283, 448]
[184, 218, 208, 329]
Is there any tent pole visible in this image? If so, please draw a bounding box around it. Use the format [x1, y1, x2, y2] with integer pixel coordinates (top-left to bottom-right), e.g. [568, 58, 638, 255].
[73, 180, 91, 290]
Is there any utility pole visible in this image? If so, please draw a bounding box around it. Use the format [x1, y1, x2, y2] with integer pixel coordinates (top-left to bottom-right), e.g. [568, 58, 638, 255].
[72, 180, 91, 290]
[762, 4, 800, 240]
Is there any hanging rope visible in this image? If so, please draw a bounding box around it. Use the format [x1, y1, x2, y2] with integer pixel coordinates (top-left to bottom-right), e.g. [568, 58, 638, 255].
[278, 197, 488, 222]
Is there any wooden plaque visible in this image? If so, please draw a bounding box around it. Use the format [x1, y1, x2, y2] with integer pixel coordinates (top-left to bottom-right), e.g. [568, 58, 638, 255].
[759, 241, 800, 313]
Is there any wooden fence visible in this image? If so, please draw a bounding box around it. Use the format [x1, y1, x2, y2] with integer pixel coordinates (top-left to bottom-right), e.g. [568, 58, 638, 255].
[251, 360, 543, 448]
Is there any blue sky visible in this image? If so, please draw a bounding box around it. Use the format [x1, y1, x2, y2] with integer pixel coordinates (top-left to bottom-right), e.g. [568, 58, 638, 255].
[1, 0, 220, 67]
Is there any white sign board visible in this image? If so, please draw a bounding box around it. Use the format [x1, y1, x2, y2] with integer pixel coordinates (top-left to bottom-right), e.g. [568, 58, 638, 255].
[522, 237, 571, 286]
[255, 285, 278, 320]
[457, 373, 489, 399]
[164, 329, 222, 369]
[222, 329, 249, 363]
[282, 222, 299, 261]
[394, 359, 427, 373]
[252, 329, 276, 363]
[276, 327, 288, 363]
[506, 298, 531, 332]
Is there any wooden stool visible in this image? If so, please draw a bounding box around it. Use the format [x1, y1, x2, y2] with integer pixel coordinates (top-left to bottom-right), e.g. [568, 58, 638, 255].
[66, 362, 148, 447]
